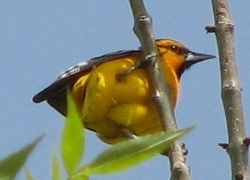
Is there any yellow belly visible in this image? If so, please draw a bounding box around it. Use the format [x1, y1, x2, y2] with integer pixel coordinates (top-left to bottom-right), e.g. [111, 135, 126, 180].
[72, 56, 176, 144]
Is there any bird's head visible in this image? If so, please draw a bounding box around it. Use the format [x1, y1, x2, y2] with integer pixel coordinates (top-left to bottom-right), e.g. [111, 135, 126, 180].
[156, 39, 215, 78]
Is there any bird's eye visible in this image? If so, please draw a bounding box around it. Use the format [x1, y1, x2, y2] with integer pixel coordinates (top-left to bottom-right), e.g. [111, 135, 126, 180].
[169, 45, 181, 53]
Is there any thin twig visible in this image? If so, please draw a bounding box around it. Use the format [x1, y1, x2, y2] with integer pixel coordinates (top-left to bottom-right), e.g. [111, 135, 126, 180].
[128, 1, 190, 180]
[209, 0, 249, 179]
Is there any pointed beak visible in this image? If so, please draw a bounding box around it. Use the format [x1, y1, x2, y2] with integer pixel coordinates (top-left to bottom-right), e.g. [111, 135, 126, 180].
[182, 51, 216, 70]
[186, 52, 216, 63]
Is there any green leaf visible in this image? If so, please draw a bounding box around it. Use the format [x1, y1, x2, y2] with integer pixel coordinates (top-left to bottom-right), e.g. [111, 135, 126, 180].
[61, 90, 85, 175]
[0, 135, 43, 179]
[52, 155, 61, 180]
[24, 166, 34, 180]
[72, 127, 193, 179]
[69, 173, 89, 180]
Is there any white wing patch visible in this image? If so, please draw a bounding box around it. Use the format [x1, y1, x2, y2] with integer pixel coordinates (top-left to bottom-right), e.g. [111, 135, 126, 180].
[56, 50, 135, 81]
[58, 61, 88, 79]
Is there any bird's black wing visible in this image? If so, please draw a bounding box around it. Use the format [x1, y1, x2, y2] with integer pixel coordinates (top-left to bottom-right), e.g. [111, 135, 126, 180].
[32, 50, 141, 115]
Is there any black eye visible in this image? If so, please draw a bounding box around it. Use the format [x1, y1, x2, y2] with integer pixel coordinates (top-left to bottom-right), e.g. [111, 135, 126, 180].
[169, 45, 180, 53]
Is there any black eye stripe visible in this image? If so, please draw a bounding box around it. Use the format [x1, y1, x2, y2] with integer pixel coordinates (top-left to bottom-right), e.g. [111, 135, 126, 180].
[169, 45, 190, 55]
[157, 45, 190, 55]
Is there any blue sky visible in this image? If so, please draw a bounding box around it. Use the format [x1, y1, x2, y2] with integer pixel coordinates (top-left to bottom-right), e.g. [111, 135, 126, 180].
[1, 1, 249, 179]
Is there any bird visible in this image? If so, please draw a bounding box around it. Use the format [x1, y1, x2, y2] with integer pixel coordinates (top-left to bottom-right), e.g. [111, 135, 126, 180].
[33, 39, 215, 144]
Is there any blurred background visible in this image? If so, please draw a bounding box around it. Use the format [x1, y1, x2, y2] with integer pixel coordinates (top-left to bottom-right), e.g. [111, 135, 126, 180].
[1, 1, 249, 179]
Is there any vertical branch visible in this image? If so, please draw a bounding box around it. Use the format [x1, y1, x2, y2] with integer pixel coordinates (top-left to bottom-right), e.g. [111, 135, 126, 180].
[209, 0, 249, 179]
[128, 1, 190, 180]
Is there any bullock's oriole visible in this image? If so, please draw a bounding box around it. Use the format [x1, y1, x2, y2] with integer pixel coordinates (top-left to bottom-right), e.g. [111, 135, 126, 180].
[33, 39, 215, 144]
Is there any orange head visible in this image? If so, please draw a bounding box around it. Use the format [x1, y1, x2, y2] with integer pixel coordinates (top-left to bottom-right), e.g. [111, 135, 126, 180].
[155, 39, 215, 106]
[156, 39, 215, 78]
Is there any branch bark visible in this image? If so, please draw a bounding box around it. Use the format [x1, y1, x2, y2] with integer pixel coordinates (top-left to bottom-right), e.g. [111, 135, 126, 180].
[209, 0, 249, 179]
[128, 1, 190, 180]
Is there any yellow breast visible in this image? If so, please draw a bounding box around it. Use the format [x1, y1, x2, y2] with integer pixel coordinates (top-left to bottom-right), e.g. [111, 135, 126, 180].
[72, 55, 178, 144]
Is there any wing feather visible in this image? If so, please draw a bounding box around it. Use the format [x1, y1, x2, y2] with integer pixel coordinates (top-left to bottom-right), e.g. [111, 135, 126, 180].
[33, 50, 141, 115]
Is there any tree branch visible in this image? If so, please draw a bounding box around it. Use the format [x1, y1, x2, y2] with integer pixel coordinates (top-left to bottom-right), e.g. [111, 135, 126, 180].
[209, 0, 249, 179]
[128, 1, 190, 179]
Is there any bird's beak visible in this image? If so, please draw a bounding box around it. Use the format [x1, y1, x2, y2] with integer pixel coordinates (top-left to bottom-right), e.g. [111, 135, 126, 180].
[184, 51, 215, 70]
[186, 52, 216, 63]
